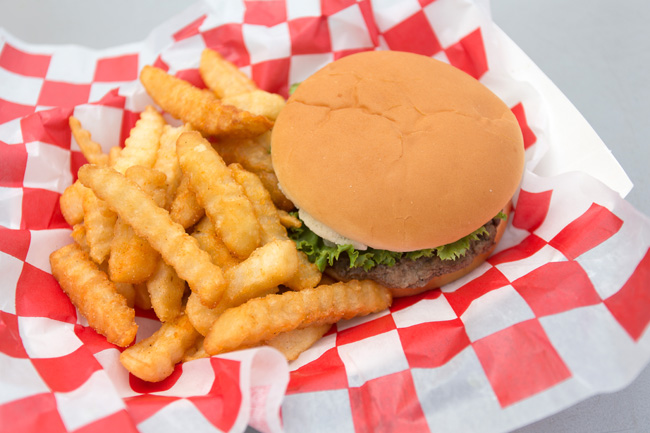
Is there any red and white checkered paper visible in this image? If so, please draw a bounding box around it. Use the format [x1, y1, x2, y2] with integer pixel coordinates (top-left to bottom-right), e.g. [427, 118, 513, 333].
[1, 1, 649, 432]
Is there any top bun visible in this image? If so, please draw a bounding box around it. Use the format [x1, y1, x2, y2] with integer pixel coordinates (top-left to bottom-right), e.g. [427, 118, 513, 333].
[271, 50, 525, 252]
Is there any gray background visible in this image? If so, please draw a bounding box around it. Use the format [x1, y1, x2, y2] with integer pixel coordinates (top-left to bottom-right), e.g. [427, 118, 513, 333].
[1, 0, 648, 431]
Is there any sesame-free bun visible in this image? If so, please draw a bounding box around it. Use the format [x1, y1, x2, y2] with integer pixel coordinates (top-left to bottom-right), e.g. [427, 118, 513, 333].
[271, 50, 525, 252]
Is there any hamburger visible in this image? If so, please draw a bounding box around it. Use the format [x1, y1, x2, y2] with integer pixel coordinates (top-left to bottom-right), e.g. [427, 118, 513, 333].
[270, 50, 525, 297]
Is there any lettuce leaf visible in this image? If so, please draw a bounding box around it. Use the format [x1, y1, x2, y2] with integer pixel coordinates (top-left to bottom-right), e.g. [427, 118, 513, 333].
[288, 212, 507, 272]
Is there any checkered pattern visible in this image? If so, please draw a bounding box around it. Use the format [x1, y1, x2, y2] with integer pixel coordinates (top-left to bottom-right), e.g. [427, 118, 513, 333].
[0, 1, 648, 432]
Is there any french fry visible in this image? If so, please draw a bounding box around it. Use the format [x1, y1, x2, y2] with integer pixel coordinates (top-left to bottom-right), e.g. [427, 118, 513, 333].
[222, 239, 298, 307]
[77, 164, 227, 308]
[60, 181, 88, 227]
[69, 116, 109, 166]
[82, 186, 116, 264]
[111, 105, 165, 174]
[146, 259, 186, 322]
[185, 292, 228, 336]
[169, 174, 204, 229]
[199, 49, 285, 120]
[222, 90, 285, 120]
[230, 164, 321, 291]
[199, 48, 257, 98]
[49, 243, 138, 347]
[266, 324, 332, 361]
[154, 124, 192, 208]
[177, 131, 261, 259]
[278, 210, 302, 229]
[212, 132, 294, 211]
[191, 216, 240, 270]
[204, 280, 392, 355]
[120, 313, 200, 382]
[108, 146, 122, 166]
[108, 166, 166, 284]
[182, 336, 209, 362]
[139, 65, 273, 138]
[114, 282, 136, 309]
[133, 283, 152, 310]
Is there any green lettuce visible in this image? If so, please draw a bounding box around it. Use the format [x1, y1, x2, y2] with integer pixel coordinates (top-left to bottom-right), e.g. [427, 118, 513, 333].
[288, 212, 507, 272]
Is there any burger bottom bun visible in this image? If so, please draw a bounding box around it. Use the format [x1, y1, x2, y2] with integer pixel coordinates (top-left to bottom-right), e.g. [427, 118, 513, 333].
[324, 202, 512, 298]
[390, 201, 510, 298]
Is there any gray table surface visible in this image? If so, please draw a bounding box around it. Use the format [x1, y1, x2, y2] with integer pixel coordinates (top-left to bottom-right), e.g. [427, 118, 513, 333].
[1, 1, 648, 432]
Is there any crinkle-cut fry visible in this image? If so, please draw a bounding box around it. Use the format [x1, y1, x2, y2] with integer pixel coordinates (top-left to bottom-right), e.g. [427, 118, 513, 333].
[230, 164, 321, 291]
[212, 133, 294, 211]
[222, 90, 285, 120]
[277, 210, 302, 229]
[69, 116, 109, 166]
[133, 283, 152, 310]
[82, 186, 116, 264]
[182, 336, 209, 362]
[169, 174, 204, 229]
[70, 223, 89, 252]
[60, 180, 88, 227]
[185, 292, 227, 336]
[155, 124, 192, 209]
[177, 131, 261, 259]
[222, 239, 299, 307]
[120, 313, 200, 382]
[204, 280, 392, 355]
[266, 324, 332, 361]
[139, 65, 273, 138]
[114, 282, 136, 309]
[78, 164, 227, 308]
[49, 243, 137, 347]
[108, 166, 167, 284]
[112, 105, 165, 174]
[108, 146, 122, 167]
[147, 259, 186, 322]
[191, 216, 240, 270]
[199, 48, 257, 98]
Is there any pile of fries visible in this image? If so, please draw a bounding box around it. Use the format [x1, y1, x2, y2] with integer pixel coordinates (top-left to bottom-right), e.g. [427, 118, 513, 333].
[50, 48, 392, 382]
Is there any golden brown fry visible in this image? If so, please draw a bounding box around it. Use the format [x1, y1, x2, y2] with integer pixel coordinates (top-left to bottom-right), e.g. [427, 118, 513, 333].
[212, 132, 293, 211]
[120, 313, 200, 382]
[139, 65, 273, 138]
[78, 164, 227, 308]
[199, 48, 257, 98]
[169, 174, 204, 229]
[60, 181, 88, 227]
[191, 216, 240, 270]
[185, 292, 228, 336]
[266, 324, 332, 361]
[70, 223, 89, 252]
[108, 146, 122, 167]
[112, 106, 165, 174]
[154, 124, 192, 208]
[230, 164, 321, 291]
[82, 186, 116, 264]
[114, 282, 136, 309]
[49, 243, 137, 347]
[146, 259, 186, 322]
[108, 166, 166, 284]
[222, 239, 298, 307]
[182, 335, 209, 362]
[69, 116, 109, 166]
[133, 282, 152, 310]
[222, 90, 285, 120]
[204, 280, 392, 355]
[277, 210, 302, 229]
[177, 131, 261, 259]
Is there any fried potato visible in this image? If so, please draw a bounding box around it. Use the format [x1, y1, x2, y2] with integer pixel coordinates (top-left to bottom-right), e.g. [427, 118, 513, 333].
[212, 132, 293, 211]
[204, 280, 392, 355]
[199, 48, 257, 98]
[69, 116, 109, 166]
[82, 187, 116, 264]
[266, 324, 332, 361]
[177, 131, 261, 259]
[223, 239, 298, 307]
[169, 174, 205, 229]
[78, 164, 227, 308]
[154, 124, 192, 208]
[182, 335, 209, 362]
[191, 216, 240, 270]
[120, 313, 200, 382]
[112, 106, 165, 174]
[278, 210, 302, 229]
[146, 259, 186, 322]
[49, 243, 137, 347]
[108, 166, 166, 284]
[108, 146, 122, 166]
[114, 282, 136, 309]
[139, 65, 273, 138]
[230, 164, 321, 291]
[70, 223, 89, 252]
[222, 90, 285, 120]
[60, 181, 88, 227]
